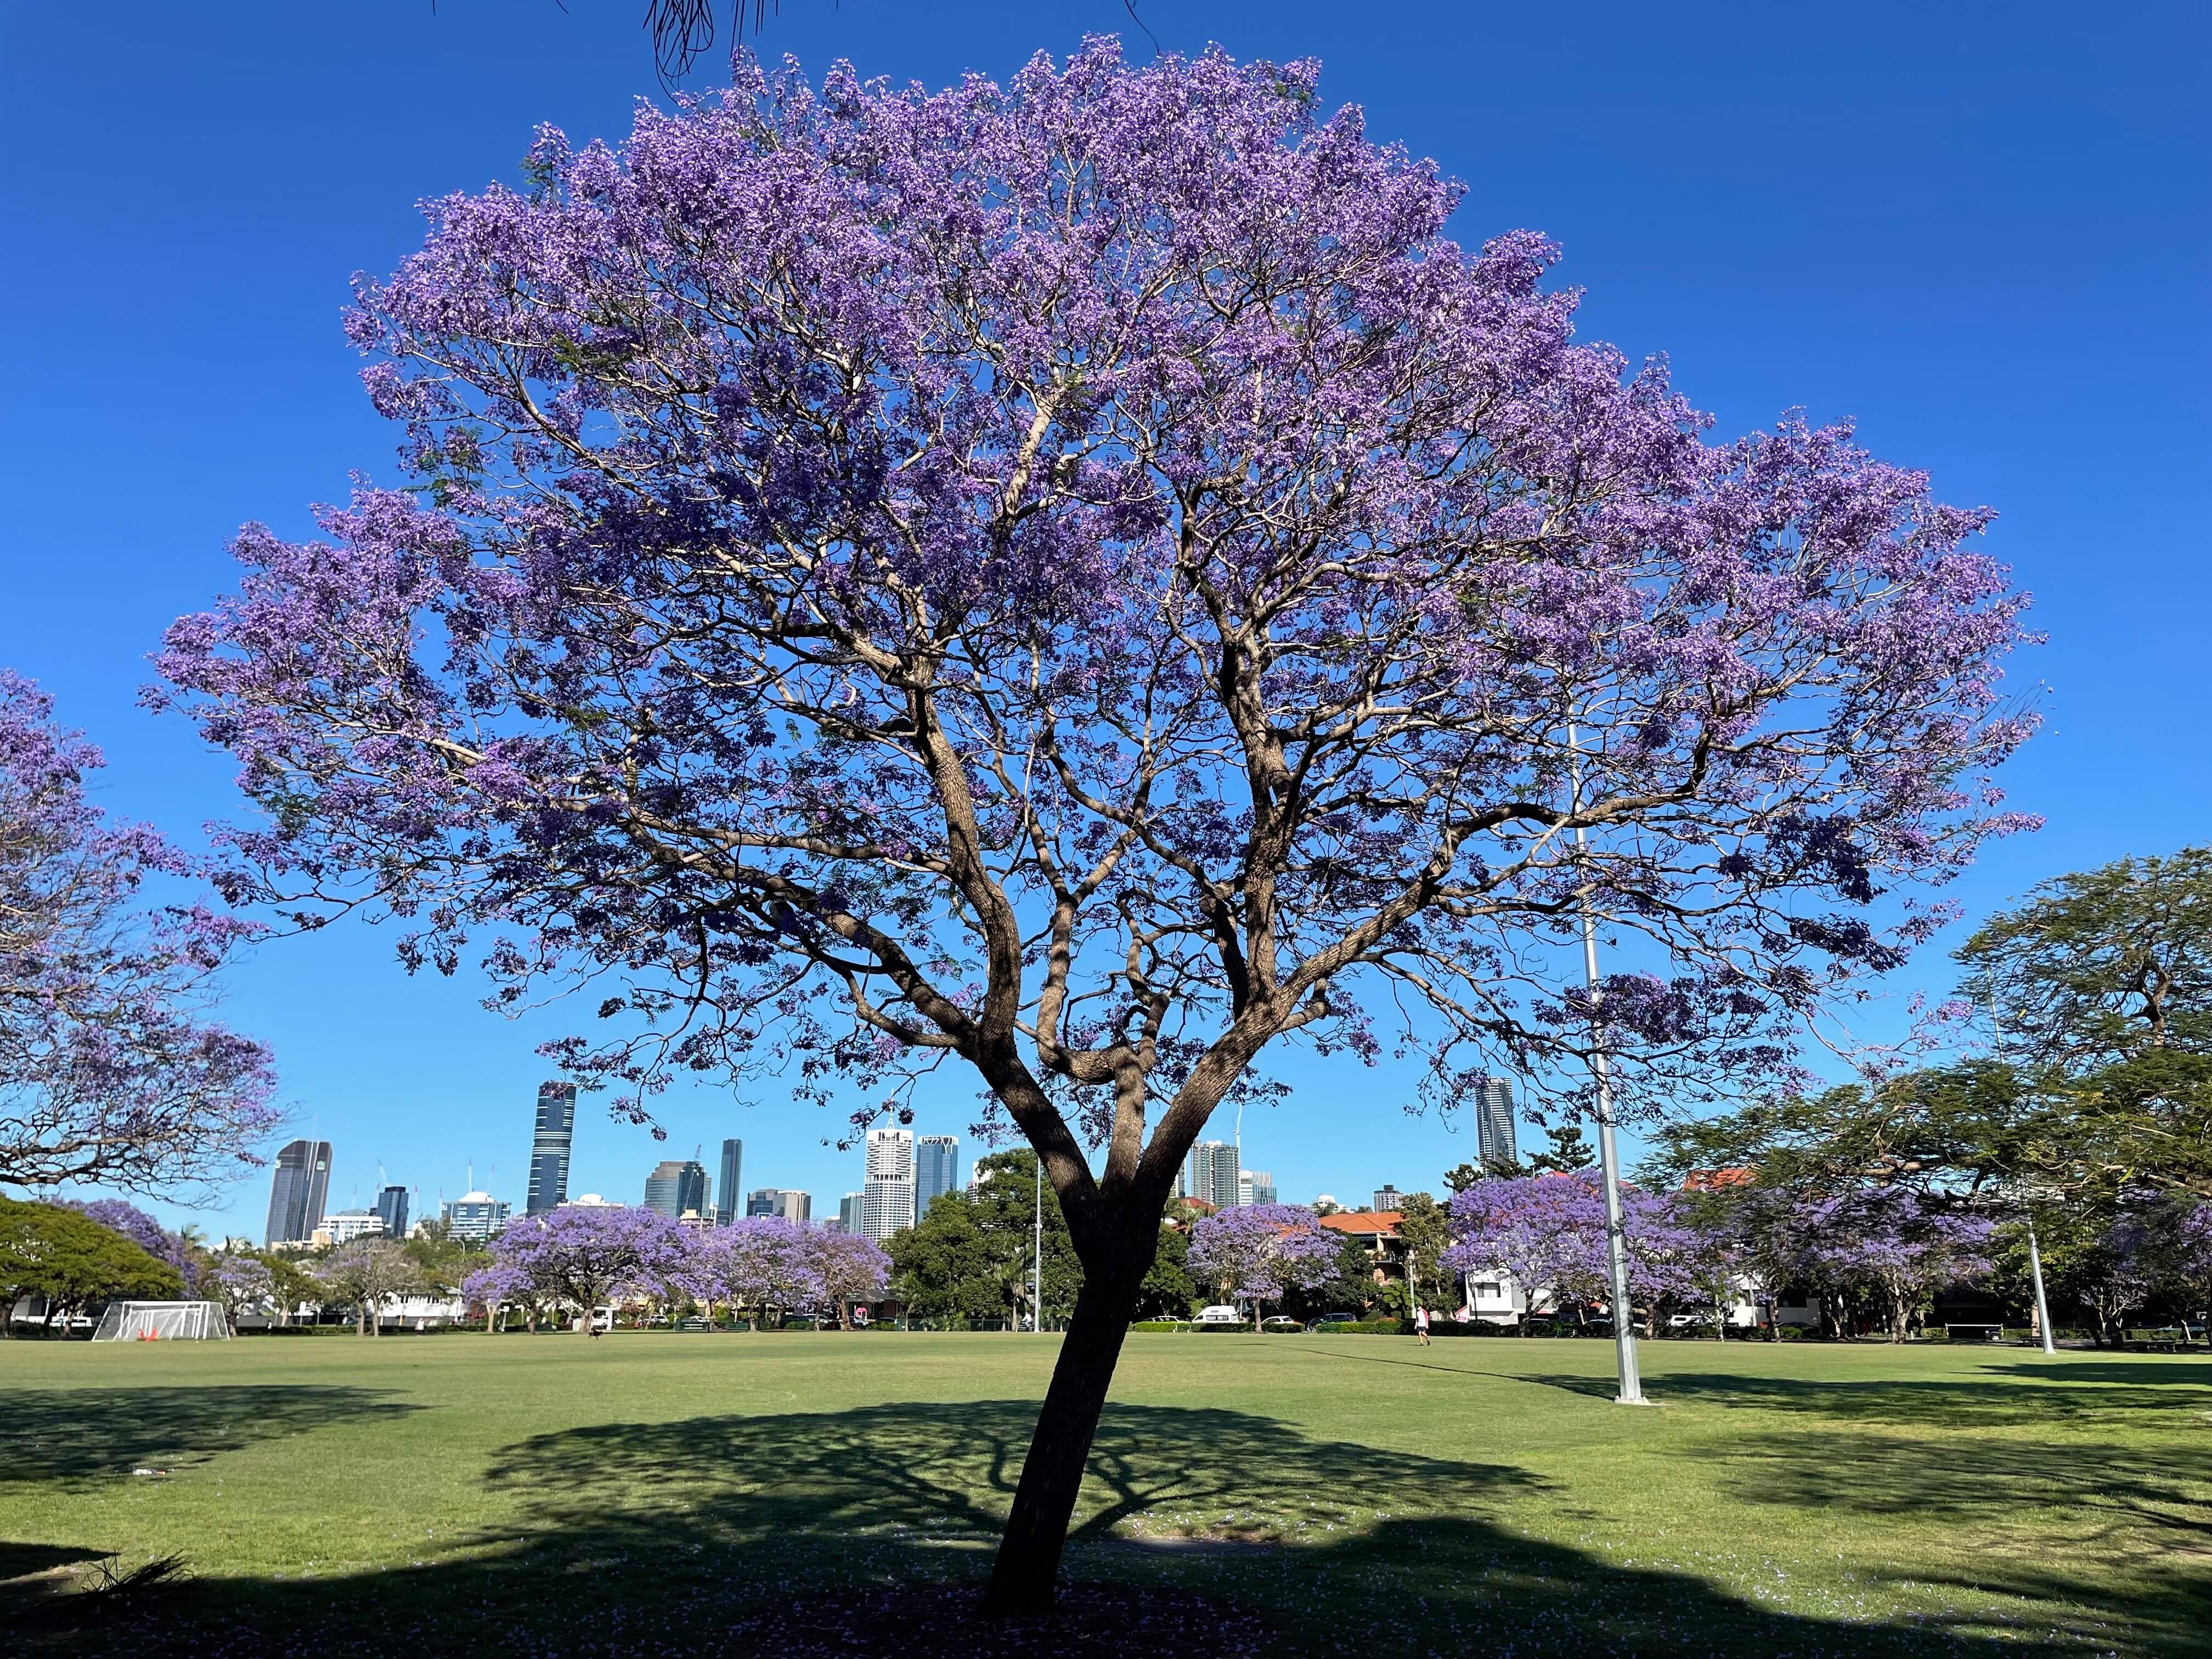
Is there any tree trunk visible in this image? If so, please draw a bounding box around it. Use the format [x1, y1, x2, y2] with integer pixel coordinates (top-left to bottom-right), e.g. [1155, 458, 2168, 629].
[356, 1304, 366, 1336]
[484, 1305, 496, 1333]
[979, 1263, 1143, 1616]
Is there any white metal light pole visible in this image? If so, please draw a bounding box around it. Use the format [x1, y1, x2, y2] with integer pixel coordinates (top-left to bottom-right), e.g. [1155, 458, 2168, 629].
[1033, 1152, 1045, 1334]
[1570, 724, 1649, 1406]
[1990, 1009, 2058, 1357]
[2026, 1212, 2057, 1355]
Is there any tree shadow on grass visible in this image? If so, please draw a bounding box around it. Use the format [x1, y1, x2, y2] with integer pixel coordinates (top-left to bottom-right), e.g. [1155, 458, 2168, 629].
[0, 1386, 422, 1488]
[20, 1399, 2155, 1658]
[1708, 1429, 2212, 1655]
[1517, 1368, 2212, 1427]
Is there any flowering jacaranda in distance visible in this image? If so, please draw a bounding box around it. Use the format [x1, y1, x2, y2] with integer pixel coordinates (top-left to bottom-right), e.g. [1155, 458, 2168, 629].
[0, 674, 274, 1196]
[1187, 1202, 1339, 1330]
[152, 40, 2035, 1609]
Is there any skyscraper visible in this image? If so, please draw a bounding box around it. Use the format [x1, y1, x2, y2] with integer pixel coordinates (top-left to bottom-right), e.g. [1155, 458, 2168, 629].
[1237, 1170, 1277, 1207]
[714, 1139, 744, 1226]
[526, 1082, 577, 1216]
[747, 1188, 810, 1221]
[1374, 1184, 1407, 1212]
[1475, 1077, 1520, 1171]
[860, 1128, 916, 1242]
[643, 1159, 708, 1217]
[837, 1192, 863, 1234]
[915, 1135, 960, 1219]
[1182, 1140, 1239, 1211]
[442, 1190, 510, 1243]
[375, 1183, 410, 1240]
[264, 1139, 333, 1245]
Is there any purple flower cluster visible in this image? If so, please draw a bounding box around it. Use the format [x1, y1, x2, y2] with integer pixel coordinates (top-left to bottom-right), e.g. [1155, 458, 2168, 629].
[1187, 1203, 1339, 1326]
[1441, 1174, 1704, 1313]
[473, 1204, 887, 1331]
[0, 675, 275, 1194]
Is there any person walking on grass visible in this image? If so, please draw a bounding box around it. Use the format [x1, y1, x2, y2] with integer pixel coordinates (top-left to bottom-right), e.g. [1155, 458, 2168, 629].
[1415, 1305, 1431, 1346]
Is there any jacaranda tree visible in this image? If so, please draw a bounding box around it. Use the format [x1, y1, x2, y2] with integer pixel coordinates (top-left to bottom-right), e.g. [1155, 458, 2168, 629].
[485, 1203, 692, 1334]
[1186, 1202, 1338, 1329]
[802, 1223, 891, 1328]
[692, 1212, 819, 1325]
[1442, 1173, 1701, 1327]
[0, 674, 274, 1195]
[155, 43, 2033, 1610]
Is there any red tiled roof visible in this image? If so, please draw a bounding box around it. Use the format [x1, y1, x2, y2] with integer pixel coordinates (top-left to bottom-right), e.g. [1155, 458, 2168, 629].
[1681, 1167, 1756, 1191]
[1318, 1210, 1401, 1235]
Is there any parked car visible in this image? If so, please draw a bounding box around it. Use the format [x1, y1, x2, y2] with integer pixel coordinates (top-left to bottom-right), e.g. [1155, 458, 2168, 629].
[1195, 1305, 1242, 1324]
[1260, 1316, 1302, 1330]
[1307, 1310, 1365, 1329]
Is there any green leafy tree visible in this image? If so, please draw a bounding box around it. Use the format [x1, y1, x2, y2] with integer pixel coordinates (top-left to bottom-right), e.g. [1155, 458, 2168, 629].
[888, 1193, 1014, 1328]
[1396, 1192, 1453, 1311]
[1134, 1222, 1197, 1319]
[890, 1150, 1084, 1328]
[0, 1198, 182, 1335]
[1958, 847, 2212, 1199]
[1528, 1123, 1598, 1174]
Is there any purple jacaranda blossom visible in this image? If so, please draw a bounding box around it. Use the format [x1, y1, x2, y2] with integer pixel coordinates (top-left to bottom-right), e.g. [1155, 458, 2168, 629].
[0, 674, 275, 1196]
[693, 1215, 821, 1327]
[1785, 1187, 1994, 1341]
[801, 1224, 891, 1329]
[1188, 1204, 1339, 1330]
[149, 41, 2037, 1609]
[460, 1261, 528, 1331]
[205, 1249, 274, 1334]
[484, 1203, 693, 1336]
[1442, 1173, 1702, 1328]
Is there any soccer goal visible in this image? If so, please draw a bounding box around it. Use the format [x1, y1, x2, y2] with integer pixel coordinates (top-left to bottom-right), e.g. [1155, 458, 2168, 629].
[91, 1301, 230, 1341]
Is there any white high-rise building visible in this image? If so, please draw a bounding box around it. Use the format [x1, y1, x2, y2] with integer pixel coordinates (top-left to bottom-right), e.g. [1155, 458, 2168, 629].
[1237, 1170, 1277, 1207]
[861, 1128, 916, 1242]
[1183, 1140, 1239, 1211]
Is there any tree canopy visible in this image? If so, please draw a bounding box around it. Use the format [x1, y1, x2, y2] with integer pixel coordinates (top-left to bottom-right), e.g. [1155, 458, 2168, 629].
[152, 42, 2033, 1611]
[0, 675, 274, 1195]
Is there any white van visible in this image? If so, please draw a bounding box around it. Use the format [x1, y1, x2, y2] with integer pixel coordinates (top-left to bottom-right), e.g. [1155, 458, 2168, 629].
[1195, 1305, 1242, 1324]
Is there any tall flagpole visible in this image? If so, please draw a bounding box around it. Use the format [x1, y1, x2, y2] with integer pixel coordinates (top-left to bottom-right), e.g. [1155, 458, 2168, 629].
[1569, 723, 1649, 1406]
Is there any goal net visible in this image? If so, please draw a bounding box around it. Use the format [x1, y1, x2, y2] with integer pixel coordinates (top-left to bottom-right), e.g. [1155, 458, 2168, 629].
[91, 1301, 230, 1341]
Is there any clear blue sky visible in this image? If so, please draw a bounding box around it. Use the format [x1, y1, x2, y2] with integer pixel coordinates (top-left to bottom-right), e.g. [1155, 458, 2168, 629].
[1, 2, 2204, 1240]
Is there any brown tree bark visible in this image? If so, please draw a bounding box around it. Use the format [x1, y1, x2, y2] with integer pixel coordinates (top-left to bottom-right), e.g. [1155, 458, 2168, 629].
[978, 1239, 1148, 1616]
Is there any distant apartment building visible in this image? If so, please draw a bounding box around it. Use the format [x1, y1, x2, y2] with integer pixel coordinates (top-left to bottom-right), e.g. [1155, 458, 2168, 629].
[714, 1139, 744, 1226]
[264, 1139, 334, 1245]
[861, 1128, 916, 1242]
[526, 1082, 578, 1215]
[1373, 1185, 1407, 1213]
[441, 1190, 511, 1244]
[1475, 1077, 1519, 1171]
[315, 1209, 385, 1246]
[748, 1188, 810, 1222]
[915, 1135, 960, 1220]
[643, 1160, 709, 1218]
[837, 1192, 864, 1234]
[1183, 1140, 1239, 1211]
[1236, 1170, 1278, 1207]
[375, 1184, 410, 1241]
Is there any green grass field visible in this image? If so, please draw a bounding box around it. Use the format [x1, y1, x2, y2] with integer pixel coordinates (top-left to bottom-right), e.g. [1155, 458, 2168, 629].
[4, 1331, 2207, 1655]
